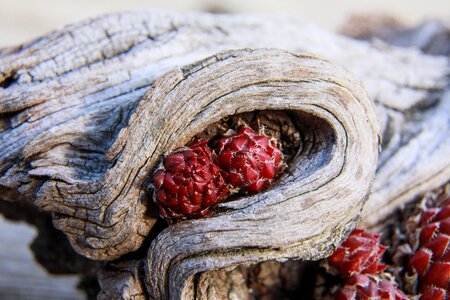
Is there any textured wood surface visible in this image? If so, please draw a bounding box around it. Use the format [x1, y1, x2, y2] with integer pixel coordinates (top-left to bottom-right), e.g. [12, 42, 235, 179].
[0, 12, 448, 299]
[0, 217, 83, 300]
[143, 48, 378, 299]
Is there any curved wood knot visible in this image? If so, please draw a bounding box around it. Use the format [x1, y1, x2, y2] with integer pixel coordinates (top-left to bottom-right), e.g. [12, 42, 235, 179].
[142, 49, 380, 299]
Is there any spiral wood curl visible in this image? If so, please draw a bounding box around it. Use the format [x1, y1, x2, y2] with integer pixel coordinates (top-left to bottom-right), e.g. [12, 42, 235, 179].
[141, 49, 379, 299]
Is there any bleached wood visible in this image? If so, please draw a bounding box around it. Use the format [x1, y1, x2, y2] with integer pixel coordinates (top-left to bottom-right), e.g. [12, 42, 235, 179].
[0, 11, 448, 299]
[142, 49, 379, 299]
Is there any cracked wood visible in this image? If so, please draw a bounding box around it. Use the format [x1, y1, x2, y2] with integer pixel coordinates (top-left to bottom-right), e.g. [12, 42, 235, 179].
[0, 11, 449, 300]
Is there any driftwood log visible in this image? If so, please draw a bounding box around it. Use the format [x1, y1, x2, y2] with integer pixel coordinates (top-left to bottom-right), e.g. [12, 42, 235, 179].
[0, 12, 449, 299]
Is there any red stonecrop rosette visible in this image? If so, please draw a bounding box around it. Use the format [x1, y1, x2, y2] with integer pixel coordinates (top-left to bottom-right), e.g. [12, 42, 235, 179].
[421, 285, 447, 300]
[335, 274, 407, 300]
[153, 140, 229, 219]
[215, 128, 284, 193]
[408, 198, 450, 297]
[326, 229, 407, 300]
[328, 229, 387, 277]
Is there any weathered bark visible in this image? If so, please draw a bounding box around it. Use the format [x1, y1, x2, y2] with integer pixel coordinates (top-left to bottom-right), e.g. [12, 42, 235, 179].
[0, 11, 448, 299]
[97, 260, 147, 300]
[143, 48, 378, 299]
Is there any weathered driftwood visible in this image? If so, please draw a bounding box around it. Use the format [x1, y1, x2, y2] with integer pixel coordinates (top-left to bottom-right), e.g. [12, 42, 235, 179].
[0, 11, 449, 299]
[143, 48, 379, 299]
[97, 260, 146, 300]
[341, 16, 450, 56]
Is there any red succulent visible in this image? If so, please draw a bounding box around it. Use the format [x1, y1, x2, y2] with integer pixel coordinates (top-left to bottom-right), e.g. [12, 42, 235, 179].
[215, 127, 284, 193]
[328, 229, 387, 277]
[334, 274, 407, 300]
[409, 199, 450, 293]
[421, 286, 447, 300]
[153, 140, 229, 219]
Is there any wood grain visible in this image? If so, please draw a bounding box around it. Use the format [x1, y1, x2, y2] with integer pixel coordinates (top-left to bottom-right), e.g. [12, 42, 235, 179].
[0, 11, 448, 299]
[142, 49, 378, 298]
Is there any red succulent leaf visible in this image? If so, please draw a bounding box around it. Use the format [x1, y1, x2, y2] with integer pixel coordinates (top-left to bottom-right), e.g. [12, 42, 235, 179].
[441, 219, 450, 235]
[328, 229, 387, 276]
[422, 261, 450, 289]
[420, 208, 439, 226]
[335, 287, 357, 300]
[424, 233, 449, 260]
[409, 248, 433, 276]
[421, 286, 447, 300]
[436, 206, 450, 221]
[420, 223, 439, 245]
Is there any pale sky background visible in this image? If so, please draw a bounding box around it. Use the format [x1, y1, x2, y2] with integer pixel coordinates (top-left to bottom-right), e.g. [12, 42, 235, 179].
[0, 0, 449, 47]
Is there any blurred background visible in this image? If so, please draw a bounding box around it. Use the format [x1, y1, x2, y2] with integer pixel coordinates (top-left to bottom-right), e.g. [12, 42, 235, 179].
[0, 0, 449, 48]
[0, 0, 448, 299]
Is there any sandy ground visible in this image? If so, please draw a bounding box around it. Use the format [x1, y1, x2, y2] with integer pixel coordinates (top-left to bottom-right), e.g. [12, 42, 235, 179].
[0, 1, 448, 299]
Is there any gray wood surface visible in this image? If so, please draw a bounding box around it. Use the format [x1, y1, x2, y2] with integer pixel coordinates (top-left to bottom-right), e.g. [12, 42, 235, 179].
[0, 217, 82, 300]
[142, 49, 379, 299]
[0, 12, 448, 299]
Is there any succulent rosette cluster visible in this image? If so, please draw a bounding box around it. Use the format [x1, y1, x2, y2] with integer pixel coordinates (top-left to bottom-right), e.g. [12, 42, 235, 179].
[328, 229, 388, 277]
[335, 273, 408, 300]
[408, 198, 450, 299]
[215, 127, 284, 193]
[327, 229, 407, 300]
[152, 128, 284, 219]
[152, 140, 229, 219]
